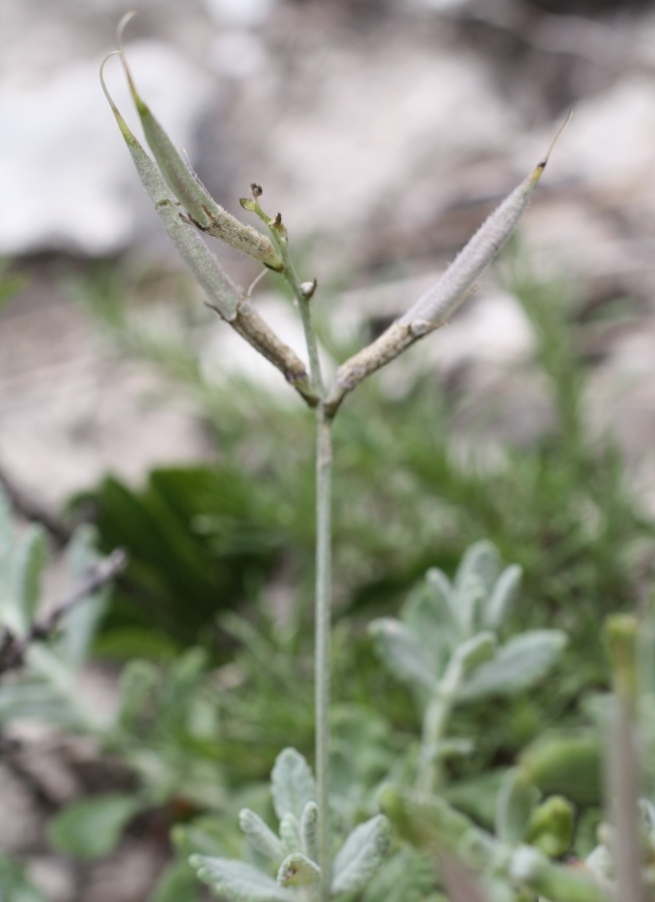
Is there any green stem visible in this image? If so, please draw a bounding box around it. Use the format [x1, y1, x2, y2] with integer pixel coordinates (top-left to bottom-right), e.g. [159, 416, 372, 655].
[416, 660, 461, 797]
[270, 209, 329, 898]
[315, 408, 333, 902]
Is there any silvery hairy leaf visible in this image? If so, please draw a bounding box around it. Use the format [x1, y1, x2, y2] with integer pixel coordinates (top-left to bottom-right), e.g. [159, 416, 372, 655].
[276, 852, 320, 887]
[271, 748, 316, 824]
[482, 564, 523, 632]
[331, 814, 391, 896]
[458, 630, 567, 701]
[279, 813, 302, 856]
[368, 618, 438, 691]
[239, 809, 284, 862]
[299, 801, 318, 862]
[190, 856, 295, 902]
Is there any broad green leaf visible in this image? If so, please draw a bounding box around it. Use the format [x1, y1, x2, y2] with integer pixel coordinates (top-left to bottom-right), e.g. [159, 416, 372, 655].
[483, 564, 522, 631]
[369, 618, 437, 691]
[458, 630, 566, 701]
[331, 814, 391, 896]
[239, 809, 284, 862]
[495, 768, 538, 845]
[299, 802, 318, 862]
[48, 793, 142, 859]
[270, 748, 315, 823]
[190, 856, 295, 902]
[276, 852, 320, 887]
[519, 733, 601, 807]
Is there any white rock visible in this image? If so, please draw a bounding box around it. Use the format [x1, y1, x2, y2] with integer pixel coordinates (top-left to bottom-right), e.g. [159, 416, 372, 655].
[210, 30, 268, 79]
[202, 0, 277, 28]
[0, 41, 212, 256]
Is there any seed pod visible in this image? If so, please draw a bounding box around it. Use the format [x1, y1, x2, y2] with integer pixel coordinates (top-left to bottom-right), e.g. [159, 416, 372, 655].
[115, 16, 283, 271]
[327, 115, 571, 415]
[100, 53, 240, 321]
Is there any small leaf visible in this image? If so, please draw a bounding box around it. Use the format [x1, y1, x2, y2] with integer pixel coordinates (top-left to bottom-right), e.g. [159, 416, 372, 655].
[271, 748, 316, 823]
[483, 564, 522, 631]
[403, 581, 457, 676]
[458, 630, 566, 701]
[276, 852, 320, 887]
[425, 567, 461, 638]
[239, 809, 284, 862]
[279, 813, 301, 855]
[299, 801, 318, 862]
[190, 856, 295, 902]
[454, 541, 500, 600]
[331, 814, 391, 896]
[48, 793, 141, 859]
[450, 631, 497, 678]
[116, 660, 158, 732]
[15, 526, 47, 629]
[369, 618, 437, 691]
[526, 796, 575, 858]
[495, 768, 539, 845]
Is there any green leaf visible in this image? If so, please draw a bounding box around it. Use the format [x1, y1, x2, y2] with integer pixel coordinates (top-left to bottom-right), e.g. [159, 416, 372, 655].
[190, 856, 295, 902]
[369, 618, 437, 691]
[299, 802, 318, 862]
[276, 852, 320, 887]
[451, 631, 497, 677]
[519, 733, 601, 807]
[482, 564, 522, 631]
[0, 853, 45, 902]
[331, 814, 391, 896]
[458, 630, 566, 701]
[270, 748, 315, 823]
[279, 813, 301, 856]
[495, 768, 538, 845]
[239, 809, 284, 862]
[116, 660, 158, 732]
[0, 683, 80, 729]
[151, 859, 201, 902]
[48, 793, 142, 859]
[1, 525, 46, 636]
[57, 526, 108, 669]
[403, 580, 457, 676]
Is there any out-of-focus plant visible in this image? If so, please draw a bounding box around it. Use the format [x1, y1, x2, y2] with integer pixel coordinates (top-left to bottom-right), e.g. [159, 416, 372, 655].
[370, 540, 566, 797]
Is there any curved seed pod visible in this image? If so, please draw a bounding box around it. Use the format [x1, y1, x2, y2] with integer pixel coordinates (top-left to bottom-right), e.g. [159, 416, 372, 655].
[115, 15, 283, 271]
[326, 116, 570, 415]
[100, 53, 240, 322]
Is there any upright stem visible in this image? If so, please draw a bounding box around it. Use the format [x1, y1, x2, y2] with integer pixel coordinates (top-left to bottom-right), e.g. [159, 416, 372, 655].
[276, 229, 330, 899]
[315, 407, 333, 902]
[416, 659, 461, 798]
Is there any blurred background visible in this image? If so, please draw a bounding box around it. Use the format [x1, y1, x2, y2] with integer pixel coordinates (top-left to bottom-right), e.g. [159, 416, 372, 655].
[2, 0, 655, 899]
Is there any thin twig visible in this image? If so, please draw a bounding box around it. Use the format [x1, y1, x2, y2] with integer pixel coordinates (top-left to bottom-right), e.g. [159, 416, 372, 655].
[0, 548, 127, 676]
[0, 463, 72, 548]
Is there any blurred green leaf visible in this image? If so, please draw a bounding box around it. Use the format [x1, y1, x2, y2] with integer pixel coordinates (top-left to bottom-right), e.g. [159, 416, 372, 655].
[48, 794, 142, 859]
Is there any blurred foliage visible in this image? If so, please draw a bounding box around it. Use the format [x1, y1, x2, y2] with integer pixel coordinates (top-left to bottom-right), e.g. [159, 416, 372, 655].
[73, 255, 651, 707]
